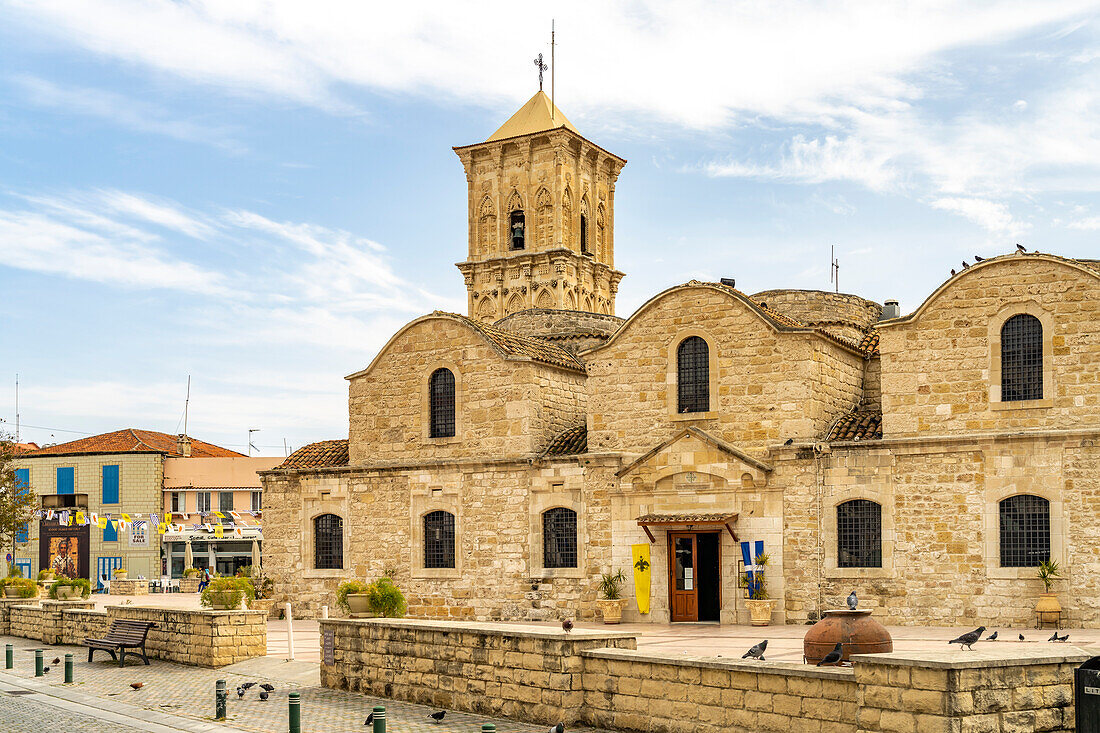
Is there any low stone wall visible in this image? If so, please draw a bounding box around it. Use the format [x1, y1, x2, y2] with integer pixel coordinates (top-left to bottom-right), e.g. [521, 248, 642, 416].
[179, 578, 201, 593]
[110, 579, 148, 595]
[62, 608, 109, 644]
[319, 619, 636, 722]
[11, 601, 95, 643]
[0, 597, 33, 635]
[319, 619, 1092, 732]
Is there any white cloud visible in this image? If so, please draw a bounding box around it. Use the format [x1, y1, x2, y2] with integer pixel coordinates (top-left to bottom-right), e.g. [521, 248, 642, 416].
[930, 197, 1030, 236]
[705, 134, 900, 191]
[1065, 215, 1100, 230]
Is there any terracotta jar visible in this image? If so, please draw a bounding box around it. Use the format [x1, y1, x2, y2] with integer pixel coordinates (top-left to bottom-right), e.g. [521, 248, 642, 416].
[804, 609, 893, 664]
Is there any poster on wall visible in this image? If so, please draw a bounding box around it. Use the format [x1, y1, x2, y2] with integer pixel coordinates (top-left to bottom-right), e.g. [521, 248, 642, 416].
[39, 521, 90, 580]
[129, 521, 148, 547]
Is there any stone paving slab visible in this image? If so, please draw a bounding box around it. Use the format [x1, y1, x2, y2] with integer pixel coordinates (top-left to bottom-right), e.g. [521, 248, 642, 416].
[0, 692, 149, 733]
[0, 636, 609, 733]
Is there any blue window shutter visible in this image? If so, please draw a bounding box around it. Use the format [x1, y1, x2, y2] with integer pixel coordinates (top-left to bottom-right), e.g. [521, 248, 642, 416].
[15, 523, 28, 544]
[14, 468, 28, 490]
[102, 465, 120, 504]
[57, 467, 74, 495]
[103, 521, 118, 542]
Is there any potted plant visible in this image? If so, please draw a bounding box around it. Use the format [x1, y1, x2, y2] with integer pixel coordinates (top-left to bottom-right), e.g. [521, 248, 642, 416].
[336, 580, 372, 618]
[200, 576, 255, 610]
[596, 568, 627, 624]
[247, 571, 276, 616]
[0, 577, 38, 599]
[37, 569, 55, 582]
[1036, 559, 1062, 617]
[49, 578, 91, 600]
[180, 567, 202, 593]
[113, 567, 128, 581]
[365, 576, 407, 618]
[740, 552, 775, 626]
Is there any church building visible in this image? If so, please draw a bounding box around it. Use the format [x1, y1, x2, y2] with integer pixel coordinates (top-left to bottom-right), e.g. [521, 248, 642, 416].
[262, 90, 1100, 628]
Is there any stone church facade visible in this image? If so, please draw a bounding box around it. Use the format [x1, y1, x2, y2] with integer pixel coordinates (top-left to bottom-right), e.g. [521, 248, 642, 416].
[262, 91, 1100, 627]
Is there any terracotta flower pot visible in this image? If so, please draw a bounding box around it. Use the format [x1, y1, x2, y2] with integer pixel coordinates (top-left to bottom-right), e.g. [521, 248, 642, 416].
[746, 599, 775, 626]
[596, 598, 625, 624]
[55, 585, 80, 600]
[207, 591, 240, 610]
[346, 593, 372, 618]
[1036, 592, 1061, 615]
[804, 609, 893, 664]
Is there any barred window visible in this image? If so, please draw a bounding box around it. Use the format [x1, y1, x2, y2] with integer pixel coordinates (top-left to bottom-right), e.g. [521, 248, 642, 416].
[1001, 314, 1043, 401]
[837, 499, 882, 568]
[999, 495, 1050, 567]
[424, 510, 456, 569]
[314, 514, 343, 570]
[542, 508, 578, 569]
[677, 336, 710, 413]
[429, 368, 456, 438]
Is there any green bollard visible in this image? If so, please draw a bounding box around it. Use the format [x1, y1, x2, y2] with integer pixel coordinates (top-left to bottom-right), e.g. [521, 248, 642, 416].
[5, 644, 12, 670]
[481, 725, 497, 732]
[34, 649, 43, 677]
[371, 704, 385, 733]
[215, 679, 227, 721]
[64, 653, 73, 683]
[288, 692, 301, 733]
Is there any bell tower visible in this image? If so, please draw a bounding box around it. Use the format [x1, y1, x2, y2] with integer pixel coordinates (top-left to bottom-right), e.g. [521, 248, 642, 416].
[453, 91, 626, 322]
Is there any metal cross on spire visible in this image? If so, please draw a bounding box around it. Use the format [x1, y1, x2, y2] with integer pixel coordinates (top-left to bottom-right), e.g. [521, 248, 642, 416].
[534, 53, 548, 91]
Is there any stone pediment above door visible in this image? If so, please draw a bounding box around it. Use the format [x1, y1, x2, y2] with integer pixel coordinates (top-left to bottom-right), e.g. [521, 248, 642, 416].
[615, 426, 772, 489]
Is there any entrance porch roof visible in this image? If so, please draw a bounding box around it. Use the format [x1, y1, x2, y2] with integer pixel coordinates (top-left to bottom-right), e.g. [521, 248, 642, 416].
[636, 511, 739, 542]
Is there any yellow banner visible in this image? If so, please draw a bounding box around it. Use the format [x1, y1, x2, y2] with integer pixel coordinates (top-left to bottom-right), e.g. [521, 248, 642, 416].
[214, 524, 224, 538]
[97, 517, 107, 529]
[121, 513, 131, 523]
[75, 511, 85, 525]
[631, 543, 652, 615]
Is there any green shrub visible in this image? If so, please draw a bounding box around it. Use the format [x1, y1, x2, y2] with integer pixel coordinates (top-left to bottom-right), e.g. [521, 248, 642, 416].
[37, 569, 54, 581]
[366, 577, 407, 618]
[335, 580, 370, 613]
[182, 567, 201, 578]
[200, 577, 255, 609]
[0, 578, 38, 598]
[48, 578, 91, 599]
[6, 566, 24, 579]
[236, 565, 253, 578]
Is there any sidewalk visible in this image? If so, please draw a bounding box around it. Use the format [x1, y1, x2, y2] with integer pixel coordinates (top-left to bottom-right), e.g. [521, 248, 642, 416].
[0, 635, 606, 732]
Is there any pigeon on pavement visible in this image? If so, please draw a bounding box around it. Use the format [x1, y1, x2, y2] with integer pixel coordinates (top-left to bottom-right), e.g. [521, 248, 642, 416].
[240, 682, 257, 690]
[259, 683, 275, 692]
[985, 631, 998, 641]
[428, 711, 446, 723]
[561, 619, 573, 633]
[130, 682, 143, 690]
[365, 712, 374, 725]
[51, 657, 61, 665]
[817, 642, 843, 666]
[1049, 632, 1060, 642]
[742, 640, 767, 661]
[846, 591, 858, 610]
[1020, 634, 1026, 641]
[259, 691, 269, 701]
[948, 627, 986, 650]
[41, 667, 49, 674]
[237, 687, 245, 699]
[548, 723, 565, 733]
[1056, 633, 1070, 642]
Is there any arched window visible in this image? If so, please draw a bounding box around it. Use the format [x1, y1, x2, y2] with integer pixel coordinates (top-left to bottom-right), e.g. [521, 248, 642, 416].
[429, 368, 456, 438]
[509, 210, 525, 250]
[677, 336, 710, 413]
[424, 510, 456, 569]
[314, 514, 343, 569]
[837, 500, 882, 568]
[543, 508, 578, 568]
[999, 495, 1050, 567]
[1001, 314, 1043, 401]
[580, 215, 589, 255]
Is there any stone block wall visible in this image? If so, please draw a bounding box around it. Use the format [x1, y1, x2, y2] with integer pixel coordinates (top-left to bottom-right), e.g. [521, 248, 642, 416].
[62, 608, 109, 643]
[110, 579, 148, 595]
[0, 597, 32, 635]
[10, 601, 94, 643]
[9, 605, 46, 641]
[750, 289, 882, 332]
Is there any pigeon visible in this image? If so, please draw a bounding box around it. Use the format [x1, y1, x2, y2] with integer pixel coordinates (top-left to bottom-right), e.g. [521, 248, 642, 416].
[783, 438, 794, 446]
[548, 724, 565, 733]
[1050, 633, 1069, 643]
[816, 642, 843, 666]
[974, 255, 984, 261]
[130, 682, 143, 690]
[237, 687, 245, 700]
[846, 591, 858, 610]
[42, 666, 50, 673]
[52, 657, 60, 665]
[240, 682, 257, 690]
[985, 631, 998, 641]
[948, 626, 986, 650]
[259, 690, 269, 701]
[365, 713, 374, 725]
[1020, 634, 1026, 641]
[1059, 634, 1070, 642]
[962, 260, 970, 269]
[950, 269, 956, 276]
[1017, 243, 1027, 252]
[561, 619, 573, 633]
[259, 683, 275, 692]
[428, 711, 446, 723]
[1049, 632, 1060, 642]
[742, 640, 767, 661]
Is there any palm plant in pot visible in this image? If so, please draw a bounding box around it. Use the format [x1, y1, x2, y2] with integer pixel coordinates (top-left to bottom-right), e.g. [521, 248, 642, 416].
[49, 577, 91, 600]
[739, 552, 774, 626]
[247, 571, 276, 616]
[1036, 559, 1062, 618]
[596, 568, 627, 624]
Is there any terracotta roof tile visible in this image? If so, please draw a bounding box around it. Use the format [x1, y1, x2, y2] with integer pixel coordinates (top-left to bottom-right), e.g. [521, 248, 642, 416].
[827, 410, 883, 442]
[277, 440, 349, 469]
[26, 429, 242, 458]
[858, 331, 880, 356]
[460, 316, 586, 372]
[542, 424, 587, 457]
[636, 512, 738, 524]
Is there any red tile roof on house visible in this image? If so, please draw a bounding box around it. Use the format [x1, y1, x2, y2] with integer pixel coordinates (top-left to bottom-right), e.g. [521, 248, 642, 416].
[827, 410, 883, 441]
[858, 331, 880, 356]
[25, 429, 243, 458]
[277, 440, 350, 470]
[542, 424, 587, 457]
[8, 442, 39, 454]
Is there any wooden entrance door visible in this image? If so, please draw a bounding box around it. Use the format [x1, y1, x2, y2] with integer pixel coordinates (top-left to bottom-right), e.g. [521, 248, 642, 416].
[669, 533, 699, 622]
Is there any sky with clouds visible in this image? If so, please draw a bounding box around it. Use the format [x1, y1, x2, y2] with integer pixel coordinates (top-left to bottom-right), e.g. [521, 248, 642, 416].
[1, 1, 1099, 454]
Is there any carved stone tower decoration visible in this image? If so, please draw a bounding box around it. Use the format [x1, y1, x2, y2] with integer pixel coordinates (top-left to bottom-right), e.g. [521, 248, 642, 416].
[453, 91, 626, 322]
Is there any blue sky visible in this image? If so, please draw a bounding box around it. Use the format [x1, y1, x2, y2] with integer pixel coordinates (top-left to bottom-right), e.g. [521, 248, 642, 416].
[2, 1, 1099, 455]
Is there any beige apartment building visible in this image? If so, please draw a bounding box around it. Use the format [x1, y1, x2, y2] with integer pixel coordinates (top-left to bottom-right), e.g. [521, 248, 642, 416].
[262, 90, 1100, 628]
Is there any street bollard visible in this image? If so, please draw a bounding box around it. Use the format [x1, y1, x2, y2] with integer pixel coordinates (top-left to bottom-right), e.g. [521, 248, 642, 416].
[372, 705, 386, 733]
[284, 602, 295, 661]
[5, 644, 12, 670]
[64, 653, 73, 684]
[288, 692, 301, 733]
[481, 725, 497, 732]
[215, 679, 227, 721]
[34, 649, 43, 677]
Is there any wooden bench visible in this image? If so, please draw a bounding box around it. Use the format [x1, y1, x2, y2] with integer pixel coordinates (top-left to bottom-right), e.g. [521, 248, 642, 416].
[85, 619, 157, 667]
